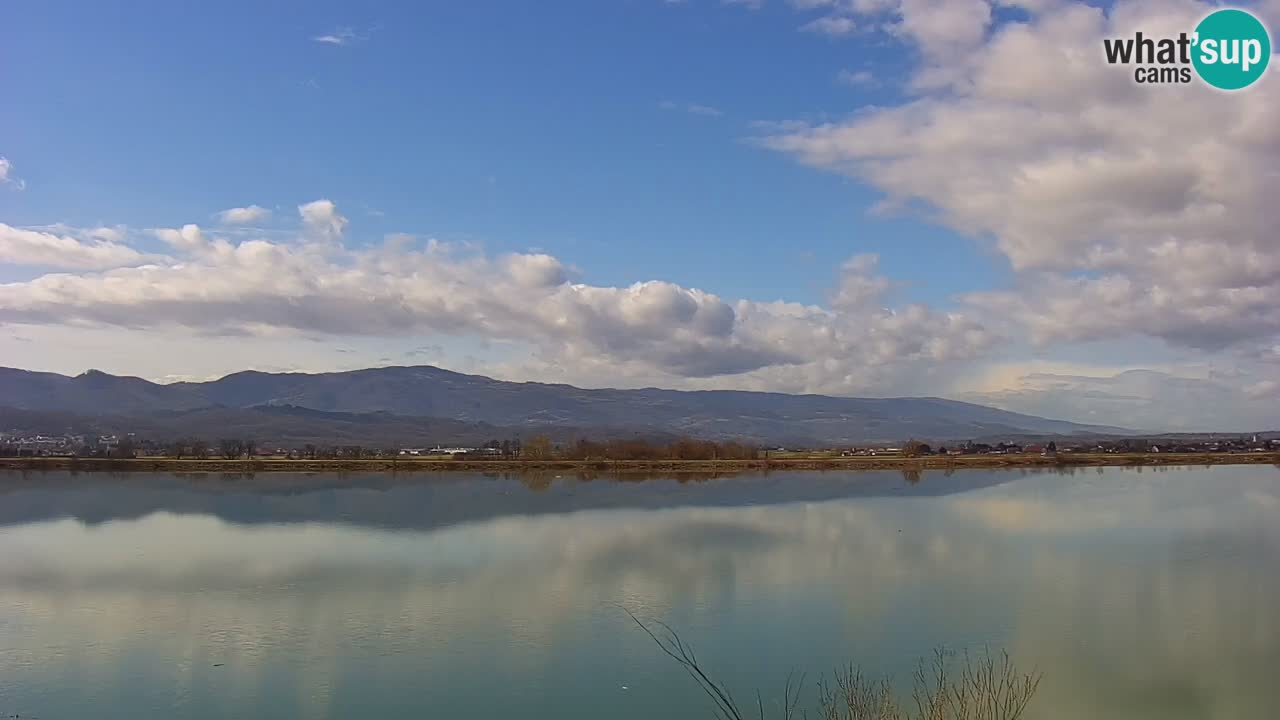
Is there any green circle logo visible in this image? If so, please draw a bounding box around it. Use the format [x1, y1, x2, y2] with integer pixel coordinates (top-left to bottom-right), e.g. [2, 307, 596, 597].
[1192, 9, 1271, 90]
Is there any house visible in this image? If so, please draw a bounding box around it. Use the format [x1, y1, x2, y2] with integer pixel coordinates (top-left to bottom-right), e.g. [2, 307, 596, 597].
[428, 447, 477, 455]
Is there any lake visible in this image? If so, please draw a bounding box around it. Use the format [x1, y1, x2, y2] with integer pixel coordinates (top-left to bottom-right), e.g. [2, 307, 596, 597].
[1, 466, 1277, 719]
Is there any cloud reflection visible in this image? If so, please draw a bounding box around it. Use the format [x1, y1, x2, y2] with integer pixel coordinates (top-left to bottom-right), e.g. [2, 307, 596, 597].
[0, 466, 1276, 719]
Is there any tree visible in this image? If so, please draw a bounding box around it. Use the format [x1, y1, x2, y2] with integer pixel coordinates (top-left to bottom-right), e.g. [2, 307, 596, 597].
[219, 438, 246, 460]
[1046, 441, 1057, 454]
[903, 439, 931, 457]
[568, 438, 604, 460]
[501, 439, 512, 458]
[523, 435, 554, 460]
[169, 438, 192, 459]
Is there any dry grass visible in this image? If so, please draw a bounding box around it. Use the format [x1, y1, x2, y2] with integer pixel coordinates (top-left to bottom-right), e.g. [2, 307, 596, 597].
[629, 611, 1042, 720]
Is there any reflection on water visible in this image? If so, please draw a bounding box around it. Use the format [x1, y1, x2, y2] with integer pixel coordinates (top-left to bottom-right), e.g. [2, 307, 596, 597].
[0, 466, 1277, 719]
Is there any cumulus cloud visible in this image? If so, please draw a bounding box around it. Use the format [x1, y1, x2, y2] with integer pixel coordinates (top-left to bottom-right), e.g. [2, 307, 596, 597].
[0, 223, 154, 270]
[829, 254, 890, 309]
[0, 201, 994, 391]
[0, 156, 24, 190]
[761, 0, 1280, 355]
[216, 205, 271, 225]
[152, 224, 211, 254]
[298, 199, 348, 241]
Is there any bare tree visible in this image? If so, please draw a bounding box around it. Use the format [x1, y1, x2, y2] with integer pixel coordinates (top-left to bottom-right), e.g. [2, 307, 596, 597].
[523, 435, 554, 460]
[911, 648, 1040, 720]
[816, 666, 902, 720]
[219, 438, 245, 460]
[902, 440, 931, 458]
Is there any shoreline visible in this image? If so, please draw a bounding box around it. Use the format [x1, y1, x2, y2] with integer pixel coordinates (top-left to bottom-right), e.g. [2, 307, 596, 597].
[1, 452, 1277, 474]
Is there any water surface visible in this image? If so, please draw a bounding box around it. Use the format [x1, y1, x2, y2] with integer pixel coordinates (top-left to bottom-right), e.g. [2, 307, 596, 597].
[1, 466, 1277, 718]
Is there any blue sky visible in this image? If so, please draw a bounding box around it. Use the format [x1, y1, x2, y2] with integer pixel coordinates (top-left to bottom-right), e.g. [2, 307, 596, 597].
[1, 0, 1002, 304]
[2, 0, 1279, 431]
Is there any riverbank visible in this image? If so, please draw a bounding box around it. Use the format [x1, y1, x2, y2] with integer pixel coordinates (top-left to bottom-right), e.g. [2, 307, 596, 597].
[2, 451, 1277, 474]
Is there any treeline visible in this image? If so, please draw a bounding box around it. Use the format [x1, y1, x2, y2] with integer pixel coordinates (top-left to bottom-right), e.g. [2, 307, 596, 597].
[532, 436, 759, 461]
[81, 435, 761, 461]
[167, 437, 259, 459]
[166, 439, 368, 460]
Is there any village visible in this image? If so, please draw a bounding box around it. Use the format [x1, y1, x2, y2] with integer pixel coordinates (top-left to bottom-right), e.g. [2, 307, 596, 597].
[3, 430, 1276, 460]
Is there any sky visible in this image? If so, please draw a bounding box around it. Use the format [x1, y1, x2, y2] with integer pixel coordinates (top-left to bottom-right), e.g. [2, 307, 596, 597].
[1, 0, 1278, 431]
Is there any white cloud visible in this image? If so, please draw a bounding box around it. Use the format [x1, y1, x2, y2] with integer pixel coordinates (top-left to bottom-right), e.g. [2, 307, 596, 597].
[0, 223, 154, 270]
[761, 0, 1280, 355]
[0, 156, 25, 190]
[1245, 380, 1280, 401]
[2, 206, 1273, 427]
[890, 0, 993, 62]
[962, 368, 1280, 432]
[152, 224, 211, 254]
[216, 205, 271, 225]
[298, 199, 348, 240]
[851, 0, 897, 10]
[659, 100, 724, 117]
[312, 27, 367, 46]
[792, 0, 992, 47]
[0, 201, 994, 392]
[87, 226, 125, 244]
[801, 14, 858, 35]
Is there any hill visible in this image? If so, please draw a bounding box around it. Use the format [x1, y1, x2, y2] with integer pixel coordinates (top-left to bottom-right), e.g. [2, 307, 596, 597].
[0, 365, 1129, 445]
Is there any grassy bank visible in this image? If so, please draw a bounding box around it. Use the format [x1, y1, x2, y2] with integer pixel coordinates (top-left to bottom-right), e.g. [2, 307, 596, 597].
[2, 451, 1277, 474]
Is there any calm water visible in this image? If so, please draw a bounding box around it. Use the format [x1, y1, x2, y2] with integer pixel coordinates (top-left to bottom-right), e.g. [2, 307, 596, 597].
[1, 466, 1277, 719]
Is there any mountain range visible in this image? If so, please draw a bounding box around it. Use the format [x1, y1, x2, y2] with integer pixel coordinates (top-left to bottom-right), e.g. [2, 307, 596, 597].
[0, 365, 1129, 446]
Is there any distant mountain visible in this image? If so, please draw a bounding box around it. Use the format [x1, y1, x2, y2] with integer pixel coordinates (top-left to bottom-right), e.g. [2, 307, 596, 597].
[0, 365, 1129, 445]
